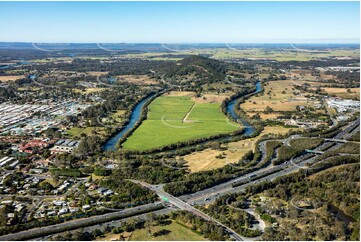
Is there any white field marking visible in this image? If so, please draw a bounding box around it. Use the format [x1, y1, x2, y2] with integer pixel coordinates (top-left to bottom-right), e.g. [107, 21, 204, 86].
[161, 115, 193, 129]
[225, 117, 242, 128]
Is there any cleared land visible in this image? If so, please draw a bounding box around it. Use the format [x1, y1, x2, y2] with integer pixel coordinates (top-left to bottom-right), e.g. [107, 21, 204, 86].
[241, 80, 313, 112]
[312, 87, 360, 99]
[119, 48, 360, 62]
[0, 75, 25, 82]
[184, 125, 298, 172]
[122, 93, 239, 151]
[116, 75, 159, 85]
[211, 48, 360, 61]
[129, 221, 206, 241]
[73, 87, 106, 94]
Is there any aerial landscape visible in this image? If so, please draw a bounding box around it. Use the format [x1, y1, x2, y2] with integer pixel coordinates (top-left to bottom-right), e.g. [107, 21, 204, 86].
[0, 1, 359, 241]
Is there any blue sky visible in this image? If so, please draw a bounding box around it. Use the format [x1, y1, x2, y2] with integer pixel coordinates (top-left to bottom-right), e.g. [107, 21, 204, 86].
[0, 1, 359, 43]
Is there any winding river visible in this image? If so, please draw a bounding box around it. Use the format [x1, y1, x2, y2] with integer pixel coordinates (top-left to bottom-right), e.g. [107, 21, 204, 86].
[103, 93, 157, 151]
[103, 81, 262, 151]
[226, 81, 262, 136]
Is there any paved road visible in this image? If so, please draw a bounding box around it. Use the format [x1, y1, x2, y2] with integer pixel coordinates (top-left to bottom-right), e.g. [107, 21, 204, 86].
[130, 180, 245, 241]
[0, 203, 165, 241]
[31, 207, 174, 241]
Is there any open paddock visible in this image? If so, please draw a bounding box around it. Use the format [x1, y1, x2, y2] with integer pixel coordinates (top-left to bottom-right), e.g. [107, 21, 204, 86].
[116, 75, 159, 85]
[240, 80, 313, 112]
[313, 87, 360, 99]
[183, 125, 299, 172]
[0, 75, 25, 82]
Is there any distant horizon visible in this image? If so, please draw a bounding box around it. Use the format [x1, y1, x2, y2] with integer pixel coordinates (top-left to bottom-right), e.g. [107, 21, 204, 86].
[0, 41, 359, 44]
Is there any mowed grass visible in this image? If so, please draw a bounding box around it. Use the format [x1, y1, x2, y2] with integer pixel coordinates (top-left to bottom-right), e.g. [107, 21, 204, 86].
[129, 221, 206, 241]
[122, 94, 239, 151]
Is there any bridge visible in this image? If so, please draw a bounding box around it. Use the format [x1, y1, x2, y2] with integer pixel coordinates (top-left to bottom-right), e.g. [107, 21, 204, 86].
[129, 179, 245, 241]
[324, 138, 348, 143]
[305, 149, 324, 154]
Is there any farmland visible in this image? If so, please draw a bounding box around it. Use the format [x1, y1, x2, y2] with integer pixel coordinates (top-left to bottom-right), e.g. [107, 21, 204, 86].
[122, 93, 240, 151]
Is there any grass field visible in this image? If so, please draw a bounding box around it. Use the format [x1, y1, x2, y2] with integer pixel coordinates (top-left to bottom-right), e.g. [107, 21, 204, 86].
[313, 87, 360, 99]
[66, 126, 107, 138]
[240, 80, 313, 112]
[129, 221, 206, 241]
[116, 75, 159, 85]
[120, 48, 360, 62]
[122, 94, 239, 151]
[211, 48, 360, 61]
[0, 75, 25, 82]
[183, 125, 298, 172]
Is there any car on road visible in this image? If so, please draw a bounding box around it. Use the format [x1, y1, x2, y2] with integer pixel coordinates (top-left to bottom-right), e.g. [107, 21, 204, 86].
[204, 197, 211, 201]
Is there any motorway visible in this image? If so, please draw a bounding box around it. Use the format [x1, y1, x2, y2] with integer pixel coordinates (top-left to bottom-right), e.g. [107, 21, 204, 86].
[1, 118, 359, 241]
[130, 180, 245, 241]
[0, 203, 166, 241]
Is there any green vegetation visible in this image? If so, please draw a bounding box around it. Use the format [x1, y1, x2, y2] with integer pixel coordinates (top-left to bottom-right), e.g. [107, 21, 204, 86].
[49, 168, 83, 177]
[129, 220, 206, 241]
[122, 95, 239, 151]
[274, 138, 323, 165]
[334, 142, 360, 154]
[264, 141, 283, 164]
[66, 127, 107, 138]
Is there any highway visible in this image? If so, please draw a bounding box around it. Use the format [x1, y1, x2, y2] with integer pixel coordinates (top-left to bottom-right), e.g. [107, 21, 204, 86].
[0, 203, 166, 241]
[130, 180, 245, 241]
[1, 118, 359, 241]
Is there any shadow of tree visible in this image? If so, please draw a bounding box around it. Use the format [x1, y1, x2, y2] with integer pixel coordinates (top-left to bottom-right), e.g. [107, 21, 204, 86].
[156, 219, 172, 226]
[153, 229, 171, 237]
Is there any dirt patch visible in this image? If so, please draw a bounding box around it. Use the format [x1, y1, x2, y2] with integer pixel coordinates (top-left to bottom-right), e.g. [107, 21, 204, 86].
[0, 75, 25, 82]
[191, 94, 228, 104]
[313, 87, 360, 99]
[87, 71, 108, 76]
[116, 75, 158, 85]
[164, 91, 195, 97]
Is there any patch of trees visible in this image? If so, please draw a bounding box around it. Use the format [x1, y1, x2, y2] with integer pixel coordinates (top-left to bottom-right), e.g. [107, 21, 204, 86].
[170, 211, 228, 240]
[274, 138, 323, 165]
[50, 168, 83, 177]
[0, 86, 18, 103]
[200, 203, 262, 237]
[260, 162, 360, 241]
[98, 179, 158, 208]
[74, 135, 103, 158]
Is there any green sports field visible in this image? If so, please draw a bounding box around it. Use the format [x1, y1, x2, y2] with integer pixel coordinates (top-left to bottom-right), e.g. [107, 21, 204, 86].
[122, 94, 240, 150]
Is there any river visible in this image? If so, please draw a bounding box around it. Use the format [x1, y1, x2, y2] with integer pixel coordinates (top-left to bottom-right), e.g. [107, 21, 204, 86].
[0, 61, 32, 69]
[226, 81, 262, 136]
[103, 93, 157, 151]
